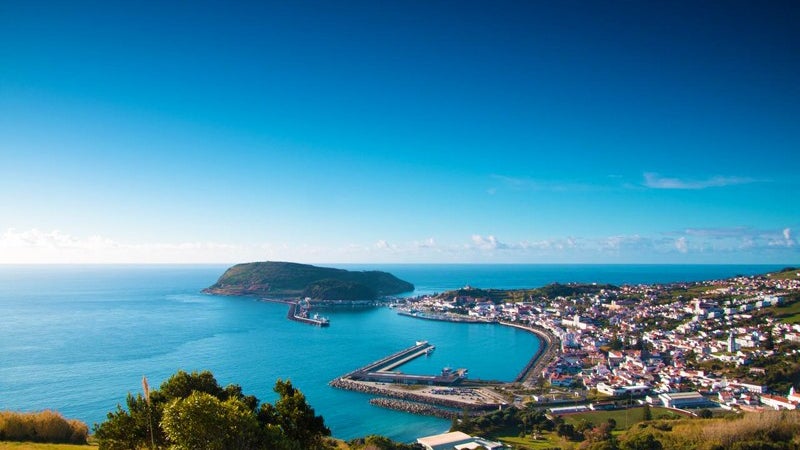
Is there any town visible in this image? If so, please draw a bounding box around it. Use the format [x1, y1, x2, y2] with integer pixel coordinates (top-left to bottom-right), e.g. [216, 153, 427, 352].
[397, 267, 800, 413]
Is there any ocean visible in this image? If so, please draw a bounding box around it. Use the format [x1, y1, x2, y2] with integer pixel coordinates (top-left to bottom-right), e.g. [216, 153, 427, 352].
[0, 264, 787, 442]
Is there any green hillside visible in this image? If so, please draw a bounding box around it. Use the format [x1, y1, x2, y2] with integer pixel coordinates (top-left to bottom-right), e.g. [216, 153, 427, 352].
[203, 261, 414, 300]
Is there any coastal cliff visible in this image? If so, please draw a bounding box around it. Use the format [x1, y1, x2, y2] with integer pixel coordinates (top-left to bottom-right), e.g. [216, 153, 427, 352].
[203, 261, 414, 300]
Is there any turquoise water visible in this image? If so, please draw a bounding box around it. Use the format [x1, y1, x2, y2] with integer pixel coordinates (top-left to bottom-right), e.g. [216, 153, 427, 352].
[0, 264, 786, 442]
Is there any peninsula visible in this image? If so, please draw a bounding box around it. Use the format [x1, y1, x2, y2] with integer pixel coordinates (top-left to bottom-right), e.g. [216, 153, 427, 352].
[203, 261, 414, 301]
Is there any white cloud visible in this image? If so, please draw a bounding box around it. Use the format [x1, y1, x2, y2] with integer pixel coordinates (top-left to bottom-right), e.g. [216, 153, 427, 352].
[490, 174, 599, 193]
[643, 173, 757, 190]
[768, 227, 795, 248]
[675, 237, 688, 254]
[414, 237, 437, 249]
[375, 240, 404, 252]
[0, 228, 248, 263]
[667, 226, 800, 253]
[2, 226, 796, 264]
[784, 228, 794, 247]
[471, 234, 505, 250]
[603, 235, 646, 252]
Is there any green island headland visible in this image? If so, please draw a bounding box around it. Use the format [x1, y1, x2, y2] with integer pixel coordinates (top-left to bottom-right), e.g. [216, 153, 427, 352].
[202, 261, 414, 301]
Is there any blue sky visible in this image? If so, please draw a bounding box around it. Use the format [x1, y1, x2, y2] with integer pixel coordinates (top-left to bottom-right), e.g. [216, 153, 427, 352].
[1, 1, 798, 263]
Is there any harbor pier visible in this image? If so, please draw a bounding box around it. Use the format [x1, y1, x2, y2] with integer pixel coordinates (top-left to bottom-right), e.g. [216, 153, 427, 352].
[343, 341, 466, 386]
[287, 302, 330, 327]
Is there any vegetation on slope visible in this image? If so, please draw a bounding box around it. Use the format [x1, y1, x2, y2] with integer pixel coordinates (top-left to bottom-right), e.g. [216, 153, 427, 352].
[618, 411, 800, 450]
[93, 370, 331, 450]
[451, 404, 800, 450]
[0, 411, 88, 445]
[302, 279, 378, 301]
[204, 261, 414, 300]
[437, 282, 619, 305]
[0, 443, 94, 450]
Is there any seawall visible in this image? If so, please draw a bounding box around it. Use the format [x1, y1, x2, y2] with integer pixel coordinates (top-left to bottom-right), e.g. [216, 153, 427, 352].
[499, 321, 560, 384]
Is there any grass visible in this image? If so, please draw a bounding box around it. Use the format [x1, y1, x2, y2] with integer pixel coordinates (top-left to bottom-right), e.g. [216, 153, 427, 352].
[481, 427, 561, 450]
[767, 268, 800, 281]
[668, 284, 716, 301]
[562, 406, 684, 431]
[765, 297, 800, 324]
[489, 425, 564, 450]
[490, 407, 689, 449]
[0, 443, 96, 450]
[495, 434, 563, 449]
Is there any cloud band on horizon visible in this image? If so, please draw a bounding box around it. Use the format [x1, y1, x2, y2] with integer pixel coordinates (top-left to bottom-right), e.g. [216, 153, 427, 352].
[643, 172, 759, 189]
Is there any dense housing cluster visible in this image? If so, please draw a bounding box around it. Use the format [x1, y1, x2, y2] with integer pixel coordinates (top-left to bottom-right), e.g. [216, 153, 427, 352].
[401, 269, 800, 412]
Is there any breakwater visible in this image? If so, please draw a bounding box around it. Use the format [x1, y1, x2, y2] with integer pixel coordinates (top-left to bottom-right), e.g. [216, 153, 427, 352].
[368, 398, 461, 419]
[500, 321, 560, 384]
[287, 302, 330, 327]
[329, 378, 499, 410]
[353, 341, 433, 374]
[340, 341, 465, 385]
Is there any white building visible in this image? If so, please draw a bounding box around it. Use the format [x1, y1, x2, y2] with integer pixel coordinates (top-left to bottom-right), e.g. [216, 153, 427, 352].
[727, 331, 738, 353]
[760, 394, 797, 410]
[658, 391, 715, 409]
[416, 431, 503, 450]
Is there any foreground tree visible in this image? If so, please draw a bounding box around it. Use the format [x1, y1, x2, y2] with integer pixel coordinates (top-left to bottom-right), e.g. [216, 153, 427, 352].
[161, 392, 262, 450]
[259, 379, 331, 449]
[94, 370, 330, 450]
[93, 393, 160, 449]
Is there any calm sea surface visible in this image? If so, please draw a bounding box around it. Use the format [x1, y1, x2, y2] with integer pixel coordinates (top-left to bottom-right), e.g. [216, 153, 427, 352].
[0, 264, 786, 442]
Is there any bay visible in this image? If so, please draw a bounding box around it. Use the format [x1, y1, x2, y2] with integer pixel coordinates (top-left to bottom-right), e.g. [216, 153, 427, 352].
[0, 263, 786, 442]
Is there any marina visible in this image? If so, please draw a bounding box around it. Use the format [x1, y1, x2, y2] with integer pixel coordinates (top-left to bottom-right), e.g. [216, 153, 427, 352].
[396, 309, 493, 323]
[342, 341, 467, 385]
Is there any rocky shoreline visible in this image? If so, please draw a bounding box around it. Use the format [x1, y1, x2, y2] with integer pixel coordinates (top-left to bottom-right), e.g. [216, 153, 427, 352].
[329, 378, 500, 411]
[368, 398, 461, 419]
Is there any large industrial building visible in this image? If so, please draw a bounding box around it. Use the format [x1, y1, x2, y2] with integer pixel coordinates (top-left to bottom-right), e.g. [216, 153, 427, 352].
[657, 391, 716, 408]
[416, 431, 503, 450]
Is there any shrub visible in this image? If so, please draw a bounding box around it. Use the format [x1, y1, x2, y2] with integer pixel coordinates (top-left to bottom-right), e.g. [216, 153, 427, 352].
[0, 409, 89, 444]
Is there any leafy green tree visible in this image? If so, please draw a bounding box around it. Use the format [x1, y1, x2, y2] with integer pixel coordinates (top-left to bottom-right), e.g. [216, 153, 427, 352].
[161, 392, 261, 450]
[764, 328, 776, 351]
[556, 423, 577, 440]
[94, 393, 162, 449]
[159, 370, 224, 400]
[620, 433, 662, 450]
[584, 441, 619, 450]
[95, 371, 330, 450]
[259, 379, 330, 450]
[450, 409, 475, 434]
[642, 403, 652, 421]
[575, 418, 594, 435]
[583, 422, 614, 446]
